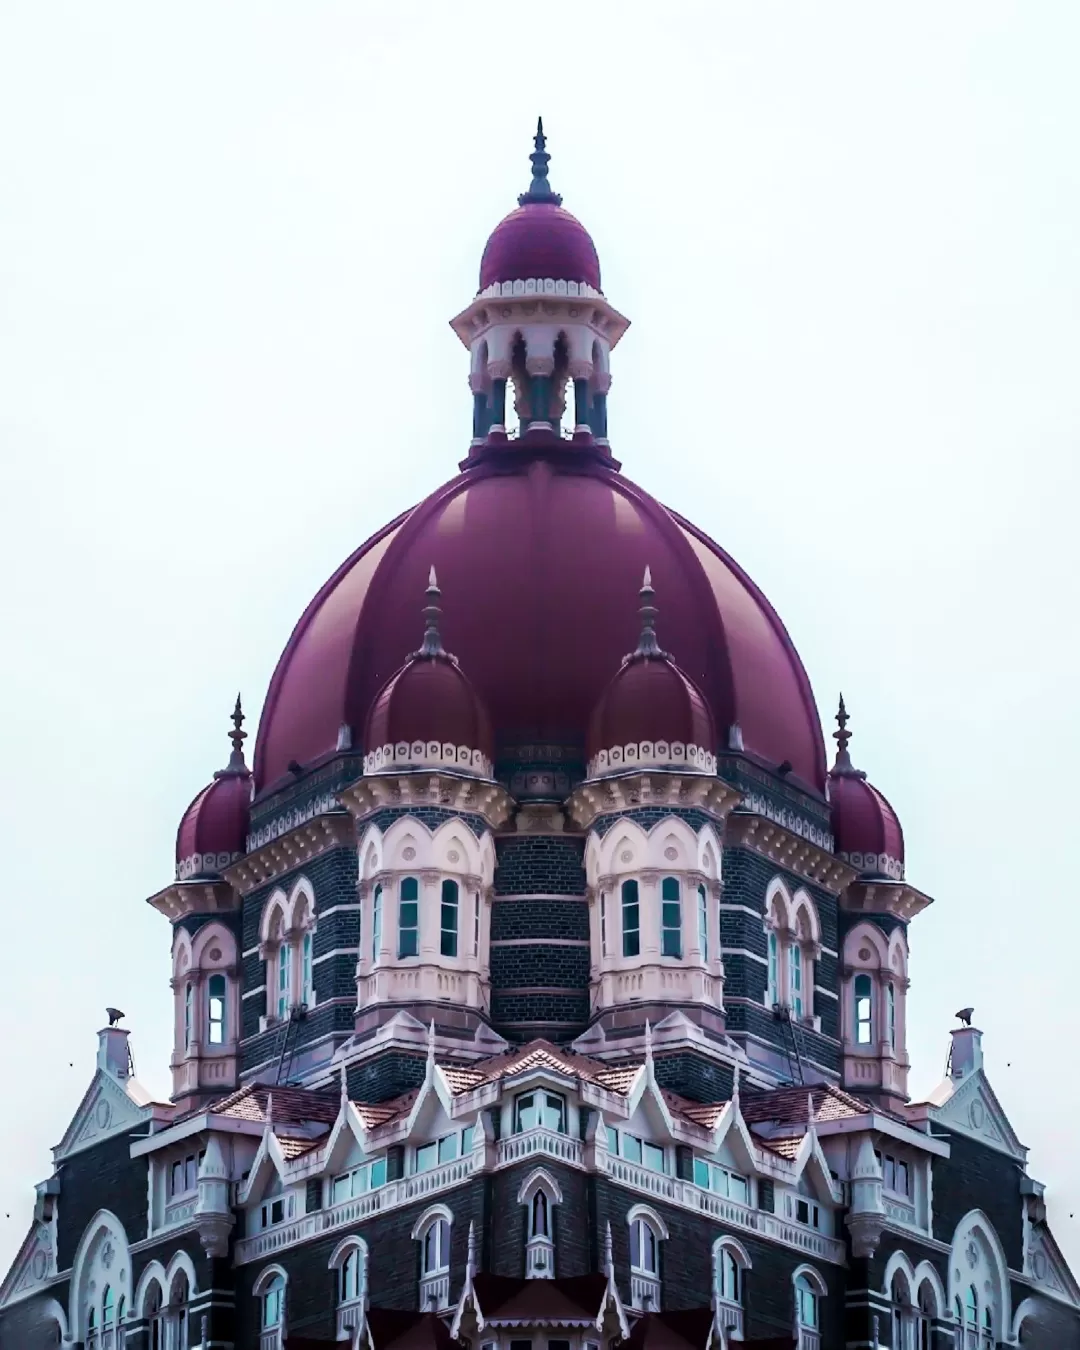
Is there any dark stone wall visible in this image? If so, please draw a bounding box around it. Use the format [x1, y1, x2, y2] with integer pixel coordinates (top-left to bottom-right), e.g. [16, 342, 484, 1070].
[486, 1160, 592, 1280]
[652, 1051, 735, 1105]
[931, 1130, 1025, 1270]
[56, 1132, 149, 1270]
[346, 1051, 427, 1103]
[0, 1289, 69, 1350]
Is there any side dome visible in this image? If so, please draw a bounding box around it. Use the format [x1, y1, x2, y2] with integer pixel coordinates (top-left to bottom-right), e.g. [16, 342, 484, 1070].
[828, 698, 904, 881]
[363, 570, 494, 779]
[587, 571, 716, 777]
[176, 699, 252, 881]
[478, 118, 601, 293]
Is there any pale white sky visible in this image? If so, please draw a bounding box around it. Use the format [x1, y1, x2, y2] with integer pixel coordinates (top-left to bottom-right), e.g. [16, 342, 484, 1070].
[1, 1, 1078, 1273]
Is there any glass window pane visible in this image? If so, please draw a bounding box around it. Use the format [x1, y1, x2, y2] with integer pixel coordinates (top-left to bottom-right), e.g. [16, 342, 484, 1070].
[438, 1133, 458, 1164]
[623, 1134, 642, 1164]
[730, 1174, 749, 1205]
[622, 880, 640, 958]
[370, 1158, 387, 1188]
[441, 880, 459, 957]
[694, 1158, 710, 1189]
[643, 1142, 666, 1174]
[416, 1143, 437, 1173]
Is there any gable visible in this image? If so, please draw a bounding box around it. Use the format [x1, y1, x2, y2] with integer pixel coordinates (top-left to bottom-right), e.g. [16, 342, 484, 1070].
[928, 1070, 1026, 1163]
[0, 1222, 56, 1309]
[1028, 1226, 1080, 1306]
[53, 1070, 152, 1163]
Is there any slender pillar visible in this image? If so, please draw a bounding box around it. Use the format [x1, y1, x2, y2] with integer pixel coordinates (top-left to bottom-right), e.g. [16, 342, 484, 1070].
[525, 355, 555, 428]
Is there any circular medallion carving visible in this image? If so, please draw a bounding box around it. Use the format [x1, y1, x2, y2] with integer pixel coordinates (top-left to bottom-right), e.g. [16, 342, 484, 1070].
[95, 1099, 112, 1128]
[208, 946, 222, 961]
[1033, 1250, 1048, 1279]
[620, 850, 633, 864]
[969, 1099, 986, 1129]
[448, 850, 460, 864]
[859, 947, 872, 961]
[664, 847, 678, 861]
[31, 1251, 46, 1279]
[966, 1239, 979, 1269]
[403, 847, 416, 861]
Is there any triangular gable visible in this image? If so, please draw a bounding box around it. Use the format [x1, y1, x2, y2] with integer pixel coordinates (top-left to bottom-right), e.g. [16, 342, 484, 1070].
[53, 1069, 152, 1163]
[791, 1128, 842, 1204]
[1028, 1225, 1080, 1306]
[709, 1100, 759, 1176]
[237, 1128, 289, 1205]
[928, 1069, 1026, 1162]
[323, 1100, 372, 1176]
[0, 1220, 56, 1308]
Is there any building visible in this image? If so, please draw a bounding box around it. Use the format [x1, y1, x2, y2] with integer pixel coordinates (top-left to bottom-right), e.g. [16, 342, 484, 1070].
[1, 122, 1076, 1350]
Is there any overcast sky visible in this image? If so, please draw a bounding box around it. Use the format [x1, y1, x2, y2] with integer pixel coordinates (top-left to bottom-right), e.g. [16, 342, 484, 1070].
[1, 1, 1078, 1275]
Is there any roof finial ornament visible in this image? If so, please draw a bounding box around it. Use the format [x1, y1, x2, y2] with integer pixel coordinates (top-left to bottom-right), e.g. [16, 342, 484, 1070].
[339, 1058, 349, 1109]
[633, 567, 664, 659]
[731, 1059, 741, 1109]
[644, 1017, 654, 1070]
[604, 1219, 614, 1274]
[830, 693, 865, 779]
[265, 1092, 274, 1126]
[518, 116, 563, 207]
[466, 1219, 476, 1276]
[427, 1018, 437, 1067]
[807, 1091, 816, 1129]
[218, 693, 250, 777]
[418, 567, 446, 658]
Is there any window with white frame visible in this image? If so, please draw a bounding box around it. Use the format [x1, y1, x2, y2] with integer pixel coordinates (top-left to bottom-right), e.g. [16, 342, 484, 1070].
[854, 973, 873, 1045]
[371, 883, 383, 960]
[698, 883, 708, 961]
[519, 1169, 560, 1279]
[876, 1151, 911, 1198]
[915, 1280, 936, 1350]
[661, 877, 682, 957]
[628, 1209, 665, 1311]
[441, 879, 459, 957]
[791, 942, 805, 1018]
[600, 889, 608, 957]
[796, 1272, 820, 1329]
[413, 1205, 453, 1311]
[887, 981, 896, 1049]
[329, 1237, 367, 1334]
[713, 1237, 751, 1336]
[473, 890, 481, 958]
[398, 877, 419, 958]
[767, 930, 780, 1007]
[622, 880, 640, 957]
[412, 1126, 474, 1173]
[257, 1180, 296, 1232]
[608, 1128, 668, 1175]
[145, 1281, 164, 1350]
[168, 1150, 203, 1198]
[514, 1091, 566, 1134]
[330, 1156, 388, 1204]
[184, 983, 193, 1047]
[694, 1158, 750, 1204]
[421, 1218, 450, 1275]
[785, 1188, 822, 1231]
[207, 974, 227, 1044]
[630, 1216, 660, 1276]
[300, 931, 314, 1007]
[168, 1272, 190, 1348]
[258, 1270, 285, 1332]
[276, 942, 291, 1019]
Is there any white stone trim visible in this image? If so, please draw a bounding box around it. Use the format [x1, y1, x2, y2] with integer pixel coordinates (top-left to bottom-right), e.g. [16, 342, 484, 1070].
[588, 741, 716, 779]
[476, 278, 603, 299]
[840, 849, 904, 881]
[363, 741, 492, 779]
[176, 850, 242, 882]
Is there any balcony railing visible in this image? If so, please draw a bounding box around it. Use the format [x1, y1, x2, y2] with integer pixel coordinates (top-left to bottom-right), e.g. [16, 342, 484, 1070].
[598, 1154, 847, 1265]
[419, 1271, 451, 1311]
[259, 1331, 282, 1350]
[884, 1195, 918, 1227]
[161, 1195, 198, 1229]
[234, 1153, 479, 1264]
[495, 1128, 584, 1170]
[336, 1300, 366, 1340]
[797, 1330, 821, 1350]
[630, 1272, 661, 1312]
[716, 1301, 744, 1340]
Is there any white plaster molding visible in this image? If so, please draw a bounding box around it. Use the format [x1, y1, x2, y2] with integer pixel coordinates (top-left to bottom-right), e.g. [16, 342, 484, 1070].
[53, 1070, 153, 1164]
[928, 1070, 1027, 1162]
[588, 741, 716, 779]
[363, 740, 492, 779]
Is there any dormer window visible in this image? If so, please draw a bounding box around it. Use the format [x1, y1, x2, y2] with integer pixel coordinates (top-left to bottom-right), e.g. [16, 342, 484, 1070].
[693, 1159, 750, 1205]
[413, 1126, 473, 1173]
[514, 1091, 566, 1134]
[398, 877, 420, 957]
[609, 1129, 667, 1175]
[330, 1157, 387, 1204]
[876, 1151, 911, 1197]
[661, 878, 682, 957]
[169, 1151, 202, 1198]
[786, 1193, 821, 1230]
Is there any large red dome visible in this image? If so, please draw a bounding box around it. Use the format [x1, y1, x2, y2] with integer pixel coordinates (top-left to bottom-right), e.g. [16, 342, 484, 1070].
[254, 454, 826, 795]
[479, 203, 601, 292]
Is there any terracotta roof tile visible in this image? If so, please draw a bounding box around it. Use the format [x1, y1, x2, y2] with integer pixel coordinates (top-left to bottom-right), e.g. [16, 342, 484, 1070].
[446, 1039, 640, 1096]
[759, 1135, 804, 1160]
[277, 1134, 320, 1160]
[739, 1083, 869, 1127]
[209, 1083, 340, 1127]
[661, 1089, 726, 1131]
[352, 1090, 418, 1131]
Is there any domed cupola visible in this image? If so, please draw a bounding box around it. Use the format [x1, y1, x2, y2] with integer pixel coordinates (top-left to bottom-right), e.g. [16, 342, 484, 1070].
[175, 698, 252, 881]
[828, 696, 904, 881]
[587, 570, 717, 779]
[479, 117, 602, 293]
[363, 569, 494, 779]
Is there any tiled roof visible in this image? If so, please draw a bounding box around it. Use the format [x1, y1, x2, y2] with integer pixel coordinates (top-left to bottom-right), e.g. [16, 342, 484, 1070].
[661, 1089, 726, 1131]
[209, 1083, 340, 1127]
[739, 1083, 869, 1127]
[759, 1135, 804, 1160]
[441, 1039, 641, 1097]
[352, 1090, 419, 1132]
[277, 1134, 320, 1160]
[471, 1273, 607, 1320]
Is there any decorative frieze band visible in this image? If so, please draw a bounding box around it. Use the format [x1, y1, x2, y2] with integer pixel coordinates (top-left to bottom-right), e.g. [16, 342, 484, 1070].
[363, 741, 492, 779]
[587, 741, 717, 779]
[476, 278, 603, 299]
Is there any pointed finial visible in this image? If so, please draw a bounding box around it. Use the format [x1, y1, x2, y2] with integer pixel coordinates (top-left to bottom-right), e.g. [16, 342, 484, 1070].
[217, 693, 250, 777]
[518, 116, 563, 206]
[633, 567, 663, 658]
[830, 694, 865, 778]
[732, 1059, 741, 1108]
[644, 1018, 653, 1068]
[265, 1092, 274, 1126]
[604, 1219, 614, 1273]
[467, 1219, 476, 1274]
[807, 1091, 815, 1128]
[418, 567, 446, 657]
[339, 1058, 349, 1108]
[427, 1019, 437, 1066]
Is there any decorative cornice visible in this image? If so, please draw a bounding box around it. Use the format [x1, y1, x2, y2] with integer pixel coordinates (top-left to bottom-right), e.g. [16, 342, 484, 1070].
[225, 814, 355, 895]
[146, 879, 240, 921]
[362, 740, 492, 780]
[176, 850, 243, 883]
[839, 849, 904, 882]
[479, 278, 603, 300]
[587, 741, 717, 780]
[725, 813, 856, 894]
[450, 289, 630, 352]
[567, 772, 741, 831]
[841, 879, 933, 921]
[248, 787, 343, 852]
[340, 771, 514, 831]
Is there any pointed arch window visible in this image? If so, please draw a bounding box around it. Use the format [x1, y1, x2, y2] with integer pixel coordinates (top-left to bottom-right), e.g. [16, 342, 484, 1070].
[796, 1273, 819, 1328]
[854, 974, 873, 1045]
[887, 982, 896, 1049]
[301, 931, 314, 1006]
[473, 890, 481, 957]
[661, 877, 682, 957]
[145, 1280, 164, 1350]
[372, 884, 383, 960]
[398, 877, 420, 958]
[600, 890, 608, 957]
[627, 1207, 666, 1311]
[277, 942, 291, 1020]
[530, 1189, 550, 1239]
[414, 1206, 453, 1310]
[916, 1280, 936, 1350]
[698, 884, 708, 962]
[791, 943, 804, 1019]
[630, 1217, 659, 1276]
[263, 1273, 285, 1328]
[767, 931, 779, 1007]
[441, 880, 459, 957]
[184, 984, 193, 1047]
[712, 1237, 751, 1340]
[622, 880, 640, 957]
[208, 973, 226, 1044]
[330, 1237, 368, 1339]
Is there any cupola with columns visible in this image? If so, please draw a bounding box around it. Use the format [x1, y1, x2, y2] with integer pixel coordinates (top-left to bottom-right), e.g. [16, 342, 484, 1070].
[451, 119, 630, 451]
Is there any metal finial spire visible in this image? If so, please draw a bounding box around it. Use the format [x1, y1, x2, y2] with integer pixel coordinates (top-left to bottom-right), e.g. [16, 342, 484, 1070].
[339, 1058, 349, 1108]
[518, 116, 563, 206]
[732, 1059, 741, 1108]
[217, 693, 249, 777]
[830, 693, 866, 779]
[634, 567, 663, 658]
[418, 567, 446, 657]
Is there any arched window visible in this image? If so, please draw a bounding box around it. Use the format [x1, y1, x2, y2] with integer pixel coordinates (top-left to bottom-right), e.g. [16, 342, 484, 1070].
[208, 973, 226, 1044]
[630, 1217, 659, 1276]
[340, 1247, 362, 1302]
[441, 880, 459, 957]
[372, 884, 383, 960]
[328, 1237, 367, 1337]
[170, 1271, 190, 1349]
[712, 1236, 751, 1340]
[887, 982, 896, 1049]
[301, 931, 314, 1006]
[953, 1296, 964, 1349]
[791, 943, 804, 1018]
[530, 1189, 550, 1239]
[981, 1303, 993, 1349]
[965, 1285, 978, 1328]
[184, 984, 193, 1046]
[916, 1281, 936, 1350]
[399, 877, 420, 957]
[854, 974, 873, 1044]
[698, 884, 708, 961]
[600, 890, 608, 957]
[145, 1280, 164, 1350]
[423, 1219, 450, 1275]
[891, 1273, 912, 1350]
[262, 1273, 285, 1328]
[767, 930, 779, 1006]
[661, 877, 682, 957]
[622, 880, 640, 957]
[277, 941, 291, 1020]
[519, 1169, 560, 1279]
[102, 1286, 114, 1326]
[795, 1273, 819, 1328]
[473, 890, 481, 957]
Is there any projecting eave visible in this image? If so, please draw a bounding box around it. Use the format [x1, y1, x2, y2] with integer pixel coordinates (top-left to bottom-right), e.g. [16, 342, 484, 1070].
[224, 811, 354, 894]
[841, 877, 934, 921]
[567, 771, 741, 831]
[129, 1109, 267, 1157]
[725, 809, 857, 894]
[145, 877, 238, 920]
[813, 1110, 951, 1158]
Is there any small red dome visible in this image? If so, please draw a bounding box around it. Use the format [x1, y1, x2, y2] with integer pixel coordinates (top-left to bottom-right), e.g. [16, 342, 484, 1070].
[176, 702, 252, 881]
[828, 701, 904, 880]
[587, 575, 717, 777]
[479, 203, 601, 292]
[363, 575, 494, 778]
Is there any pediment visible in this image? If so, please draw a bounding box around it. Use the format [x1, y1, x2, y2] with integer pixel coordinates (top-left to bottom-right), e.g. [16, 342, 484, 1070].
[53, 1070, 151, 1163]
[0, 1221, 55, 1308]
[1028, 1226, 1080, 1305]
[928, 1071, 1026, 1162]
